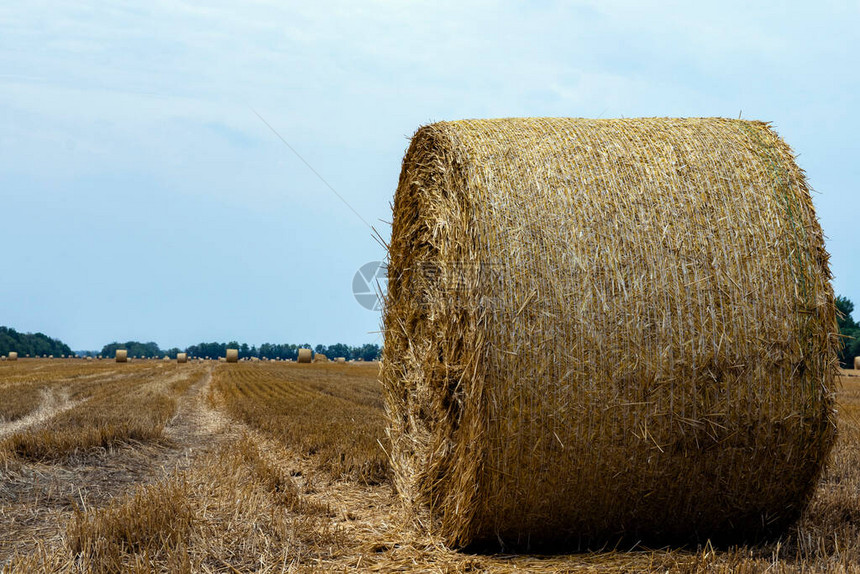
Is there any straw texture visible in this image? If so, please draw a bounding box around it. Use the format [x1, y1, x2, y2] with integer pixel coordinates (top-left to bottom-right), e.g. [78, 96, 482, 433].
[381, 117, 839, 550]
[297, 348, 312, 364]
[854, 356, 860, 371]
[7, 352, 17, 361]
[177, 353, 187, 364]
[226, 349, 239, 363]
[115, 350, 128, 363]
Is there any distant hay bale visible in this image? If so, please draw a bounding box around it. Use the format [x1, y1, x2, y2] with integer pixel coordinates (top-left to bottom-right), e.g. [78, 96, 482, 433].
[381, 117, 839, 549]
[313, 353, 328, 363]
[86, 356, 93, 361]
[1, 356, 5, 361]
[219, 357, 226, 362]
[226, 349, 239, 363]
[297, 348, 312, 363]
[177, 353, 187, 363]
[336, 357, 346, 363]
[115, 350, 128, 363]
[8, 352, 17, 361]
[854, 356, 860, 371]
[163, 355, 171, 362]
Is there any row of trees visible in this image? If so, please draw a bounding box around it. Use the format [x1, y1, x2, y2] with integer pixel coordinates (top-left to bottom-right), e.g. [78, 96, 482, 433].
[98, 340, 382, 361]
[837, 296, 860, 368]
[0, 326, 72, 357]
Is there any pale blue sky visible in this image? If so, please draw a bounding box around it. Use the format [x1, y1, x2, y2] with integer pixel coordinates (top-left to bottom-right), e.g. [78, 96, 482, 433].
[1, 1, 857, 350]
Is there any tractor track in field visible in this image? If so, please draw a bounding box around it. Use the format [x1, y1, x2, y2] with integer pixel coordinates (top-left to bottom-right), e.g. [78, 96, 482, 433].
[0, 388, 83, 441]
[158, 365, 241, 473]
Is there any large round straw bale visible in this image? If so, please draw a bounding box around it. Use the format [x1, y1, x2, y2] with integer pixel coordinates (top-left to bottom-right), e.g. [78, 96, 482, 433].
[8, 352, 17, 361]
[313, 353, 328, 363]
[226, 349, 239, 363]
[297, 348, 312, 363]
[177, 353, 187, 363]
[115, 350, 128, 363]
[381, 117, 838, 549]
[854, 356, 860, 371]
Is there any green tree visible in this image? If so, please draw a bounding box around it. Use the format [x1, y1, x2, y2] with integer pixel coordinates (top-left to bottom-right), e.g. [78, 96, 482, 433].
[836, 296, 860, 368]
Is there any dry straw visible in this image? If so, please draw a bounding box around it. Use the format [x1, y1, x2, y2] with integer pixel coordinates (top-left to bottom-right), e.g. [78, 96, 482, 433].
[381, 117, 839, 550]
[854, 356, 860, 371]
[297, 348, 312, 363]
[115, 350, 128, 363]
[7, 352, 17, 361]
[226, 349, 239, 363]
[163, 355, 171, 362]
[314, 353, 328, 363]
[177, 353, 187, 363]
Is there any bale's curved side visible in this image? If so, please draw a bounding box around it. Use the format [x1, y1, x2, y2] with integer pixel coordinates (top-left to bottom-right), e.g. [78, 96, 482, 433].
[381, 117, 838, 549]
[115, 350, 128, 363]
[854, 356, 860, 371]
[177, 353, 187, 363]
[7, 352, 17, 361]
[225, 349, 239, 363]
[297, 348, 312, 363]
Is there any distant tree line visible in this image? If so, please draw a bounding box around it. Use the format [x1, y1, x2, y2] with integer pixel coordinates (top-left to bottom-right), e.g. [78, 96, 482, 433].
[99, 340, 381, 361]
[837, 295, 860, 368]
[0, 326, 73, 357]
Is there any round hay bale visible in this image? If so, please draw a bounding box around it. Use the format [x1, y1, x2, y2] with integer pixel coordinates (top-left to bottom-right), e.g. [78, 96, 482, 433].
[163, 355, 170, 363]
[1, 356, 5, 361]
[86, 356, 93, 361]
[115, 350, 128, 363]
[336, 357, 346, 363]
[8, 352, 17, 361]
[313, 353, 328, 363]
[297, 348, 312, 363]
[854, 356, 860, 371]
[381, 117, 838, 549]
[219, 357, 226, 363]
[225, 349, 239, 363]
[177, 353, 187, 364]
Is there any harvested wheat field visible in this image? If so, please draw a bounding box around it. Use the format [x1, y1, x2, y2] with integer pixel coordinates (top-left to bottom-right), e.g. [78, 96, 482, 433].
[0, 358, 858, 572]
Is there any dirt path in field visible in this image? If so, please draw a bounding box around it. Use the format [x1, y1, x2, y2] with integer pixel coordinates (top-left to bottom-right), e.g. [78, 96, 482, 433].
[158, 366, 239, 472]
[0, 387, 82, 440]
